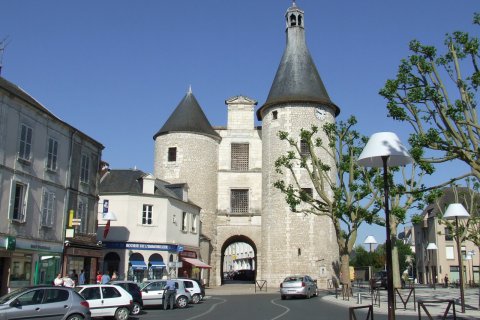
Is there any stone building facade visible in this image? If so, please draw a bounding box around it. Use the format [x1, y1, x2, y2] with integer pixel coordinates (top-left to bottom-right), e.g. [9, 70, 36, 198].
[154, 2, 340, 287]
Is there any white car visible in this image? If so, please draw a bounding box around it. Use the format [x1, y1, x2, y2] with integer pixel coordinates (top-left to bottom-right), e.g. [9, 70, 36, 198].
[172, 278, 203, 304]
[75, 284, 133, 320]
[140, 280, 191, 309]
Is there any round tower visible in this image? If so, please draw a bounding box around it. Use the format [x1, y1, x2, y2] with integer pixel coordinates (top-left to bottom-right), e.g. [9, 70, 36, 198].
[257, 2, 340, 287]
[153, 88, 220, 285]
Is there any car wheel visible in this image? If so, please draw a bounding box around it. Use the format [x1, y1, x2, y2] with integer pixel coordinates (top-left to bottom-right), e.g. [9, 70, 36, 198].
[66, 315, 84, 320]
[114, 307, 129, 320]
[176, 296, 189, 308]
[281, 295, 286, 300]
[191, 294, 201, 304]
[131, 302, 142, 315]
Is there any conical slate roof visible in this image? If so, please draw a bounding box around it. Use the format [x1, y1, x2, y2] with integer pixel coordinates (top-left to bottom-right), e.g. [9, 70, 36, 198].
[153, 90, 220, 141]
[257, 2, 340, 120]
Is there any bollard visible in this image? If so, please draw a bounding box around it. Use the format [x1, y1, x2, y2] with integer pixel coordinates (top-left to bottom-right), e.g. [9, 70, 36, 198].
[357, 292, 362, 304]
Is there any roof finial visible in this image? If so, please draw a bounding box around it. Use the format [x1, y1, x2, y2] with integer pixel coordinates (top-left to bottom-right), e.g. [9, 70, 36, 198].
[188, 85, 192, 94]
[292, 0, 297, 7]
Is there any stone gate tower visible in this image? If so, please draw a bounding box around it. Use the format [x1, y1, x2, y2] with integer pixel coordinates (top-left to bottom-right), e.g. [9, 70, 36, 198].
[153, 89, 221, 285]
[257, 2, 340, 287]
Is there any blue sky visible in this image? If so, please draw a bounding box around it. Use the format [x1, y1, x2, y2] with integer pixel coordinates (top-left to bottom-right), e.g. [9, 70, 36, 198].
[1, 0, 478, 247]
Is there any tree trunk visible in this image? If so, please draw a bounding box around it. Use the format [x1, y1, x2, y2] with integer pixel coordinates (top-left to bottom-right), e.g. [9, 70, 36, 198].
[340, 253, 351, 288]
[391, 221, 401, 288]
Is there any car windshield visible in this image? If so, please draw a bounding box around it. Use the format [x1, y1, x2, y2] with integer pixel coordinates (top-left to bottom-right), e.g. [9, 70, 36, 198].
[284, 276, 303, 282]
[0, 287, 30, 304]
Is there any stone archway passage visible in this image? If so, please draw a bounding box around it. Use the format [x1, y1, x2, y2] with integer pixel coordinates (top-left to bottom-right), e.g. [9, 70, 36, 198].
[221, 235, 257, 285]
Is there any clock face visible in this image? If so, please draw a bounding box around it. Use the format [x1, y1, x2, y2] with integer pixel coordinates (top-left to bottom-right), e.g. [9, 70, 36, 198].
[315, 107, 327, 120]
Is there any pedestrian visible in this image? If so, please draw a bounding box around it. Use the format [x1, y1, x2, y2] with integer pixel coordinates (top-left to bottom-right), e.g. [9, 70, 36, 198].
[111, 271, 118, 281]
[54, 273, 63, 286]
[444, 274, 449, 288]
[71, 269, 78, 285]
[163, 279, 177, 310]
[101, 272, 111, 284]
[79, 269, 86, 285]
[96, 271, 102, 284]
[63, 274, 75, 288]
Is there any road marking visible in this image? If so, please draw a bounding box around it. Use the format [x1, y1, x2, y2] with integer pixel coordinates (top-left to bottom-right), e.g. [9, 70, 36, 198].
[184, 297, 227, 320]
[269, 298, 290, 320]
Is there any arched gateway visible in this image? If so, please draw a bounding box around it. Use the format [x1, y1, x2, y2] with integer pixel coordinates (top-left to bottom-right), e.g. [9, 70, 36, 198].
[220, 235, 258, 285]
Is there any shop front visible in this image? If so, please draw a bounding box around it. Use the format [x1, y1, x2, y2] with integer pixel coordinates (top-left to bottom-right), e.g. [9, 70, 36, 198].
[103, 241, 196, 283]
[179, 250, 211, 281]
[63, 234, 103, 284]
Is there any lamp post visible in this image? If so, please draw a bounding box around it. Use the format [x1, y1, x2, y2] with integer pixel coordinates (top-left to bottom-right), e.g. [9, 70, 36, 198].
[364, 235, 378, 285]
[426, 243, 438, 289]
[358, 132, 412, 320]
[443, 203, 470, 313]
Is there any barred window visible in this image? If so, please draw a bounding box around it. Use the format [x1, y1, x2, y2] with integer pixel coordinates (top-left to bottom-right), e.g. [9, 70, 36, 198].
[231, 189, 249, 214]
[231, 143, 249, 171]
[300, 139, 310, 157]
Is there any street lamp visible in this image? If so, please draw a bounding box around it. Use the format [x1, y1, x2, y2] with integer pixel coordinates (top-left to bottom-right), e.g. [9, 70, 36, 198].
[358, 132, 412, 320]
[364, 235, 378, 285]
[426, 243, 438, 289]
[443, 203, 470, 313]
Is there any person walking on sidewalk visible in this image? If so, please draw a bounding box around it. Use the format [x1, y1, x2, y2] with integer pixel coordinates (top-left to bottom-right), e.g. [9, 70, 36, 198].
[444, 274, 449, 288]
[163, 279, 177, 310]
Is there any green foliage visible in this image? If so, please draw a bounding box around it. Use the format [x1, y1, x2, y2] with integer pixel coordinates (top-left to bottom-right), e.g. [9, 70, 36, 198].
[379, 12, 480, 183]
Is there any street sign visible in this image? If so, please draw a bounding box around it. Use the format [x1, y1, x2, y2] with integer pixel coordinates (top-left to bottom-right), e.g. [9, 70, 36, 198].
[71, 218, 81, 222]
[177, 245, 184, 252]
[71, 222, 81, 226]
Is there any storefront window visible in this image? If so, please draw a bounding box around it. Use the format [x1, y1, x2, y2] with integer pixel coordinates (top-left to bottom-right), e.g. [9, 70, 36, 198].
[36, 255, 60, 285]
[10, 255, 32, 288]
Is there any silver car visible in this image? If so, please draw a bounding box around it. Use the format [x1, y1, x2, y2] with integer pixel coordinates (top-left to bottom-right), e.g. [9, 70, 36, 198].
[280, 275, 318, 300]
[0, 286, 91, 320]
[140, 280, 191, 309]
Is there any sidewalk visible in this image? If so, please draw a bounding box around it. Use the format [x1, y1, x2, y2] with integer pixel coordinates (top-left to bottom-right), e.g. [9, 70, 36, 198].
[322, 285, 480, 319]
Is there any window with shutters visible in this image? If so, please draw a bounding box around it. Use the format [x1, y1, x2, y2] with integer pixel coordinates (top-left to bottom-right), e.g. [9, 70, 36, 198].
[80, 154, 90, 184]
[18, 123, 33, 161]
[231, 189, 249, 214]
[11, 182, 28, 222]
[46, 138, 58, 171]
[231, 143, 249, 171]
[77, 201, 88, 234]
[142, 205, 153, 225]
[41, 189, 55, 227]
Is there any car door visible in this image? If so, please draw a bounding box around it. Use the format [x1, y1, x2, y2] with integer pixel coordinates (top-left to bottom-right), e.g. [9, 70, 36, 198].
[79, 287, 104, 317]
[142, 281, 165, 306]
[5, 288, 47, 320]
[40, 288, 71, 320]
[101, 286, 125, 315]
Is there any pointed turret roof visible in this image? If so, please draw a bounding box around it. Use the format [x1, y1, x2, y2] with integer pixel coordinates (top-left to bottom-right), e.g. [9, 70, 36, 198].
[153, 88, 221, 141]
[257, 1, 340, 120]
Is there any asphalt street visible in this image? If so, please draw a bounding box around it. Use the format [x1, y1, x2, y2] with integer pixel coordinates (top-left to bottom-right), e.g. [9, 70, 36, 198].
[129, 293, 423, 320]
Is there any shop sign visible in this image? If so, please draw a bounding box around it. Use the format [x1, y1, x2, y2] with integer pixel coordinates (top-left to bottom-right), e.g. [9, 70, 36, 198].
[5, 236, 16, 251]
[15, 238, 63, 253]
[104, 242, 176, 251]
[179, 251, 197, 258]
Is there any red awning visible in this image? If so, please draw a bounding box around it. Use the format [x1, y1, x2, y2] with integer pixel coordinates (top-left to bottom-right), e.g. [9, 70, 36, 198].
[182, 257, 212, 269]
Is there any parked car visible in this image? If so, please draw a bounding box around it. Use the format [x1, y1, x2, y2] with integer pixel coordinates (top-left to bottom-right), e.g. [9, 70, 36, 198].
[140, 279, 191, 309]
[371, 271, 388, 289]
[75, 284, 132, 320]
[280, 275, 318, 300]
[172, 278, 204, 304]
[231, 269, 255, 282]
[0, 285, 91, 320]
[109, 280, 143, 315]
